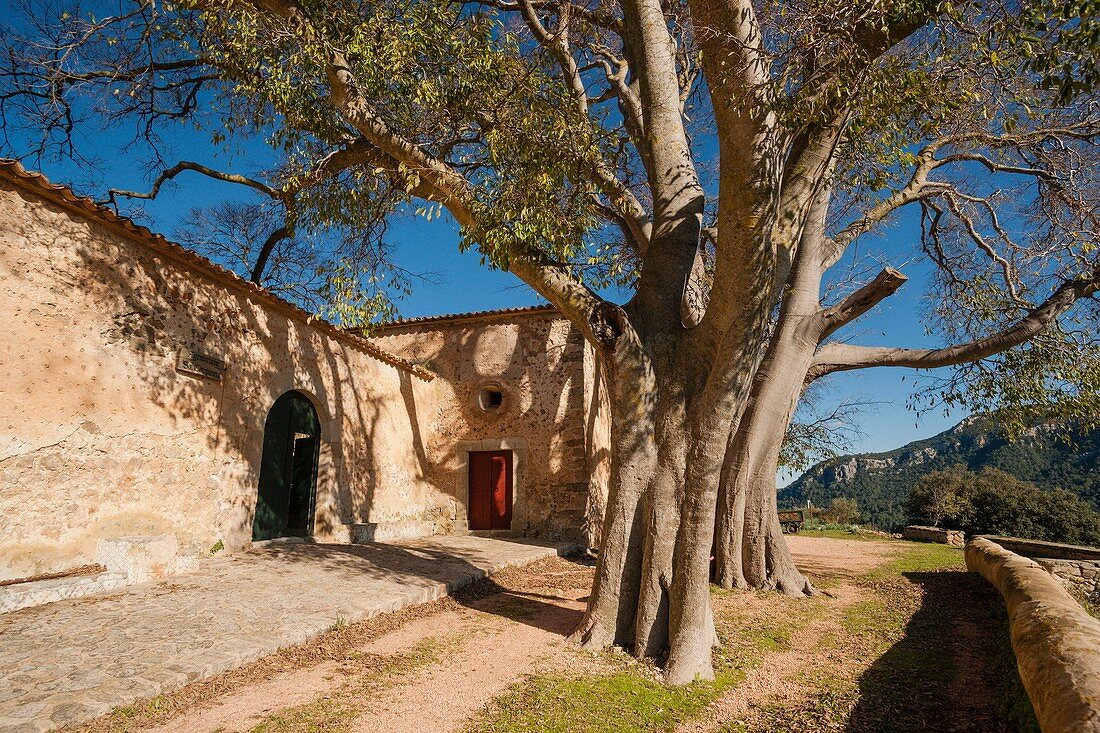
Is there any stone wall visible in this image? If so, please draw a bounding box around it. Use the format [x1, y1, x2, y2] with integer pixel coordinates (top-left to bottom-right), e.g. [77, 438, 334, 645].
[0, 163, 607, 585]
[0, 169, 449, 581]
[371, 308, 610, 546]
[902, 525, 966, 547]
[983, 535, 1100, 562]
[980, 536, 1100, 603]
[966, 537, 1100, 732]
[1036, 559, 1100, 601]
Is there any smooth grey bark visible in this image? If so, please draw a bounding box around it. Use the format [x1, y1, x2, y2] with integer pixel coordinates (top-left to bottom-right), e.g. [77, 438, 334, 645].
[713, 187, 861, 597]
[713, 337, 816, 595]
[715, 247, 1099, 597]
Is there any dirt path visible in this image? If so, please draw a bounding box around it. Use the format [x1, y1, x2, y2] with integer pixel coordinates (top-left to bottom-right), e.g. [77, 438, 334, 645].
[72, 535, 1023, 733]
[676, 585, 865, 733]
[350, 589, 586, 733]
[784, 533, 898, 577]
[674, 535, 893, 733]
[102, 557, 593, 733]
[142, 610, 481, 733]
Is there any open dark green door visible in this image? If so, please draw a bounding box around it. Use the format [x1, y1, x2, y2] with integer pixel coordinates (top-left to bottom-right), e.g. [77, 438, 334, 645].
[252, 391, 321, 541]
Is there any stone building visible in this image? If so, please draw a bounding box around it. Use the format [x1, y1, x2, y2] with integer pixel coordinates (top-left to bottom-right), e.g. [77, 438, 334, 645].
[0, 159, 610, 589]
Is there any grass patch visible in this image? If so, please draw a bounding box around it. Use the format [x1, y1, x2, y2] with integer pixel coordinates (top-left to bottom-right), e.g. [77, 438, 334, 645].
[468, 588, 828, 733]
[864, 540, 963, 580]
[468, 666, 739, 733]
[247, 635, 453, 733]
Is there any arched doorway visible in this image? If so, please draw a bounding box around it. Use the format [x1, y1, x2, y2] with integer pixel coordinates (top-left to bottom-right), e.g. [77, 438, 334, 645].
[252, 390, 321, 541]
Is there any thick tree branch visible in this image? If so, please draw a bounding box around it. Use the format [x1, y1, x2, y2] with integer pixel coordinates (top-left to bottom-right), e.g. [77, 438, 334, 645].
[816, 267, 909, 340]
[618, 0, 700, 224]
[807, 264, 1100, 380]
[619, 0, 704, 328]
[827, 153, 946, 265]
[234, 0, 610, 338]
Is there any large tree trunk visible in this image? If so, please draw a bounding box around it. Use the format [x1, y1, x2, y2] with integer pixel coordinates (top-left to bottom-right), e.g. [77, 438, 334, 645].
[710, 196, 833, 595]
[570, 323, 730, 683]
[570, 248, 775, 683]
[713, 330, 817, 596]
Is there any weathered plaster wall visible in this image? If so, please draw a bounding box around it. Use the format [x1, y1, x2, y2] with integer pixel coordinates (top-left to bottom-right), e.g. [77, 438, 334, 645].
[0, 177, 446, 581]
[373, 310, 608, 542]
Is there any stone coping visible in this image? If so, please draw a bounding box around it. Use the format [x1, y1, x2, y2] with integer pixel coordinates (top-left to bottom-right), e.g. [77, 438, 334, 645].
[966, 537, 1100, 732]
[0, 571, 127, 614]
[978, 535, 1100, 562]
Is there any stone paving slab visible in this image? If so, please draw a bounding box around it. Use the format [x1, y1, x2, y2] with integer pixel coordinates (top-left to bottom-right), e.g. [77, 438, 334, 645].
[0, 536, 573, 732]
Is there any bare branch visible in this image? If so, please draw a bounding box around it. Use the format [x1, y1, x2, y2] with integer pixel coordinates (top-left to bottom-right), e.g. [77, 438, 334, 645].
[807, 262, 1100, 379]
[250, 224, 293, 283]
[470, 0, 623, 32]
[100, 160, 281, 207]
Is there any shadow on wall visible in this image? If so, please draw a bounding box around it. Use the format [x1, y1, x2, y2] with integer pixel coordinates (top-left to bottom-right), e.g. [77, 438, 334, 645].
[0, 186, 418, 576]
[374, 311, 596, 539]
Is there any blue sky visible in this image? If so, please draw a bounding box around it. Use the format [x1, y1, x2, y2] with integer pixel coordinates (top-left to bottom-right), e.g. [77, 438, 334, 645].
[2, 1, 970, 482]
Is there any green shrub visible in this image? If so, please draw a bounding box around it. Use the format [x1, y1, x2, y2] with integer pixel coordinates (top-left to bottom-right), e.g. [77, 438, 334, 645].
[907, 467, 1100, 545]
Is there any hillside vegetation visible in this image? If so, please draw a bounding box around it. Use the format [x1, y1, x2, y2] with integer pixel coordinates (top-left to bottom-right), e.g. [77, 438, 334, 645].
[780, 417, 1100, 531]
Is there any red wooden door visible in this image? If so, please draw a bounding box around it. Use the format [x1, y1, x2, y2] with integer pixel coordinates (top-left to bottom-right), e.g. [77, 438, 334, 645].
[468, 450, 513, 530]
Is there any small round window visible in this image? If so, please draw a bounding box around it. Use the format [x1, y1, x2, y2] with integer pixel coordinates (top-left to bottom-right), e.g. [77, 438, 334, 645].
[477, 385, 505, 412]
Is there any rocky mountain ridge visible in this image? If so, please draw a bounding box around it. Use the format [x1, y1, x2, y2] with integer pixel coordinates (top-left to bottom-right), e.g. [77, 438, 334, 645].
[780, 416, 1100, 530]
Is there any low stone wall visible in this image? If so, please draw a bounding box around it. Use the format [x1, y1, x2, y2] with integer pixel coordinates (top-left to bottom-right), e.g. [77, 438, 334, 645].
[966, 537, 1100, 732]
[0, 570, 127, 614]
[986, 536, 1100, 562]
[0, 534, 197, 614]
[1036, 559, 1100, 602]
[980, 536, 1100, 603]
[902, 525, 965, 547]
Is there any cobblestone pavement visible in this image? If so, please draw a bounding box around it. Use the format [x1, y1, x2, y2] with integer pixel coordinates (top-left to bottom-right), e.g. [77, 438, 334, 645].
[0, 536, 572, 732]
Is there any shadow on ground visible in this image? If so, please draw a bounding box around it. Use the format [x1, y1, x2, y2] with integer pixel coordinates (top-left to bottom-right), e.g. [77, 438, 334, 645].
[451, 553, 594, 635]
[847, 569, 1038, 733]
[248, 538, 592, 636]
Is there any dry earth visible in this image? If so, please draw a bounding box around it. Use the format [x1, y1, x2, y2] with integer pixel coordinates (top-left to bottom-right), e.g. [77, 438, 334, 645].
[66, 534, 1016, 733]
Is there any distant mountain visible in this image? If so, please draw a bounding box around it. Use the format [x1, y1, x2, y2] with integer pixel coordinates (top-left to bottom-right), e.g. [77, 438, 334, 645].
[779, 416, 1100, 530]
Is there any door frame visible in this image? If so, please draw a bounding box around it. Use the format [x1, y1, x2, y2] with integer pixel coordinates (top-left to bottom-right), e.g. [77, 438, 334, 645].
[252, 390, 322, 541]
[455, 437, 528, 533]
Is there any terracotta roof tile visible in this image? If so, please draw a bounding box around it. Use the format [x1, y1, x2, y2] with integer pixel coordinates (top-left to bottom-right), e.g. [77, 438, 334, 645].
[372, 303, 559, 330]
[0, 158, 435, 381]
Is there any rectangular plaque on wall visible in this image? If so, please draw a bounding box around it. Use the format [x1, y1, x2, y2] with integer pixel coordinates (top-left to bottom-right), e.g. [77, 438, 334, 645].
[177, 347, 226, 381]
